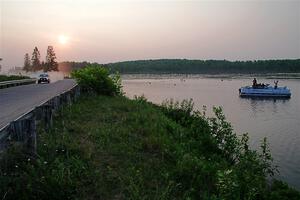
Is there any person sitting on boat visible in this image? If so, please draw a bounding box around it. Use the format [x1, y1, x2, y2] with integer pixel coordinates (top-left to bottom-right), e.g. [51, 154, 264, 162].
[252, 78, 257, 88]
[274, 80, 278, 89]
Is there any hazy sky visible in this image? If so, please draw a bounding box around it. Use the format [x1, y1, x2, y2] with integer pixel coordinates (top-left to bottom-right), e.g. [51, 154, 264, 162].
[1, 0, 300, 70]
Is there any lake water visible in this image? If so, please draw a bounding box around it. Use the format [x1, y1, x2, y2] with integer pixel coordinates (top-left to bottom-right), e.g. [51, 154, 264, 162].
[122, 75, 300, 190]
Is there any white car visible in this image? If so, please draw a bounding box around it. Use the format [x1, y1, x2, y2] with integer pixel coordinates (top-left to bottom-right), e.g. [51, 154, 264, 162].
[38, 74, 50, 84]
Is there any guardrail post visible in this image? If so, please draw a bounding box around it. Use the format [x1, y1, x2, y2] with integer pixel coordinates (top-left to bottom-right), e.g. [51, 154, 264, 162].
[35, 104, 53, 132]
[10, 120, 24, 141]
[66, 91, 71, 105]
[54, 96, 60, 110]
[9, 113, 36, 155]
[41, 104, 53, 131]
[45, 104, 53, 131]
[75, 85, 80, 100]
[59, 93, 64, 105]
[0, 127, 11, 152]
[27, 118, 37, 155]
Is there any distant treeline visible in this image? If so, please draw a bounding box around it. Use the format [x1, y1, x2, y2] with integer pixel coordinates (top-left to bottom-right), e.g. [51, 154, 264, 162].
[59, 59, 300, 74]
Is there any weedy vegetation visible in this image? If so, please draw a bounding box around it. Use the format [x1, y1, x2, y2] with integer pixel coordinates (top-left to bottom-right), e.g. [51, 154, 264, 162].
[0, 75, 30, 82]
[1, 65, 299, 199]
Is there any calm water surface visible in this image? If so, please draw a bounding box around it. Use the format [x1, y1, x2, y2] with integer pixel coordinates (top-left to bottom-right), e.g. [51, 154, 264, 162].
[122, 76, 300, 190]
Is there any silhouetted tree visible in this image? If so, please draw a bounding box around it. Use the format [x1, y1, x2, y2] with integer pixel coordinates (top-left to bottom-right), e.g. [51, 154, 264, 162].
[0, 58, 2, 72]
[45, 46, 58, 71]
[31, 47, 41, 71]
[23, 53, 31, 71]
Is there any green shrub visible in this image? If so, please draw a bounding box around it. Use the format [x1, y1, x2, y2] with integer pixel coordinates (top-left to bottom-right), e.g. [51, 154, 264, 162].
[71, 64, 122, 96]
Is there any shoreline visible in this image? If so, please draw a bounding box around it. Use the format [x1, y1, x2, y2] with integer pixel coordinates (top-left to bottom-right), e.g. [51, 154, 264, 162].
[121, 73, 300, 80]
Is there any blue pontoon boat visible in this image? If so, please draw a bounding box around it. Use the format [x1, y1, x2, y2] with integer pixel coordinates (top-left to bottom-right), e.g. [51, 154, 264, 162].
[239, 85, 291, 98]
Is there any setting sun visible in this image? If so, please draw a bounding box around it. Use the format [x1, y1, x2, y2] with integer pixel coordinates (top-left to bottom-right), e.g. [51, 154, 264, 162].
[58, 35, 68, 45]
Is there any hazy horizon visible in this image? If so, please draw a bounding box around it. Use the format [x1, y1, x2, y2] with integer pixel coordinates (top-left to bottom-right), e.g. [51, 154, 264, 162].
[1, 0, 300, 71]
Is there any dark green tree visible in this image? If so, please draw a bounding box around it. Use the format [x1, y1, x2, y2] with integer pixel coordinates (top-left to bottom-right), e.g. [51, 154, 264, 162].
[23, 53, 31, 72]
[41, 61, 46, 71]
[45, 46, 58, 71]
[31, 47, 41, 71]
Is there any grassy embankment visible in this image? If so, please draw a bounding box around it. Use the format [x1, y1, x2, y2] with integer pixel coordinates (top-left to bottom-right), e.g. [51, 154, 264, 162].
[1, 94, 300, 199]
[0, 75, 30, 82]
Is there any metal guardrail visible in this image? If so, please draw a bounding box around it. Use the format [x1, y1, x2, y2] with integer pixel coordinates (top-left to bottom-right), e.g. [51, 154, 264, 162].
[0, 84, 80, 155]
[0, 79, 37, 89]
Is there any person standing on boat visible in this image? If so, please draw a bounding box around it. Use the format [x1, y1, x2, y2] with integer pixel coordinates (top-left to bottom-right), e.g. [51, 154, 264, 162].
[253, 78, 257, 88]
[274, 80, 278, 89]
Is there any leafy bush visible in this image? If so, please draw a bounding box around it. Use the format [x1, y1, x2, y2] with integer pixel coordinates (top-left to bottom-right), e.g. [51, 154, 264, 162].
[71, 64, 122, 96]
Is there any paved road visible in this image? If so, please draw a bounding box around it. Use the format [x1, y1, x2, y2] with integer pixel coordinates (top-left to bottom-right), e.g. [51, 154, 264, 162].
[0, 79, 76, 129]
